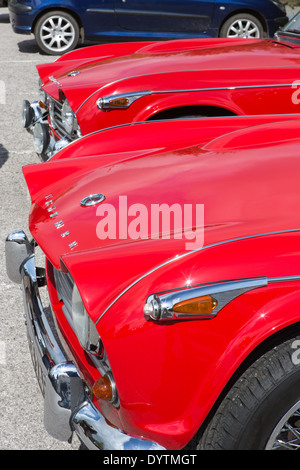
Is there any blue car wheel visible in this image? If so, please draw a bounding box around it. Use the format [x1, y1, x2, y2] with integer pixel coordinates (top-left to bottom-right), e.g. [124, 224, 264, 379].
[34, 10, 80, 55]
[219, 13, 264, 38]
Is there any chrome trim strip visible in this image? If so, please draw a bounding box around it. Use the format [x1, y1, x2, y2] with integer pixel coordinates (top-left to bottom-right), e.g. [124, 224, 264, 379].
[96, 82, 295, 112]
[152, 83, 296, 94]
[269, 275, 300, 283]
[96, 228, 300, 323]
[98, 83, 296, 111]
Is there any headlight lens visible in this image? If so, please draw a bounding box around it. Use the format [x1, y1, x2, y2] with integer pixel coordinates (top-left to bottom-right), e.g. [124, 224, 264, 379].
[62, 99, 75, 135]
[72, 284, 100, 352]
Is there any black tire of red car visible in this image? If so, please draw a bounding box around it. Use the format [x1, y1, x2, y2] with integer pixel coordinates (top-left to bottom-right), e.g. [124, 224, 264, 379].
[197, 337, 300, 450]
[219, 13, 264, 39]
[34, 11, 80, 55]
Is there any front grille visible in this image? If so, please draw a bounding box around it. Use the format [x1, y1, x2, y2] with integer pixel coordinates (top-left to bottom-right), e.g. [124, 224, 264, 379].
[51, 99, 66, 138]
[53, 266, 74, 327]
[48, 96, 80, 140]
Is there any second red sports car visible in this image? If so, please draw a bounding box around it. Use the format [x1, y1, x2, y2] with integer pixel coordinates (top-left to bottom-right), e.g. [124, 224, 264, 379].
[22, 13, 300, 160]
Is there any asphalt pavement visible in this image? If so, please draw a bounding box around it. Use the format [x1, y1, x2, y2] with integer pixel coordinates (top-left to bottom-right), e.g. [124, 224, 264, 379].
[0, 7, 80, 450]
[0, 4, 299, 451]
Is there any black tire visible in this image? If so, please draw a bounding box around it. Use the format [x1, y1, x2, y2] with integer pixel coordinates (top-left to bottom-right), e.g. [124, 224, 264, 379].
[220, 13, 264, 39]
[198, 337, 300, 450]
[34, 11, 80, 55]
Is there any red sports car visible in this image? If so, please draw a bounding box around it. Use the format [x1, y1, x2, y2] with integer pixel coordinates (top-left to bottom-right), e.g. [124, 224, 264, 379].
[6, 115, 300, 450]
[22, 12, 300, 160]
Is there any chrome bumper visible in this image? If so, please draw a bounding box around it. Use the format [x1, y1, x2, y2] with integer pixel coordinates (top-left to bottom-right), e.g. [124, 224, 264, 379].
[5, 231, 165, 451]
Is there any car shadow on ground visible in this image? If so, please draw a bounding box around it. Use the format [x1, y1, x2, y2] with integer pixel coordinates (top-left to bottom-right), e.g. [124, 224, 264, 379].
[17, 38, 43, 55]
[17, 38, 103, 55]
[0, 143, 9, 169]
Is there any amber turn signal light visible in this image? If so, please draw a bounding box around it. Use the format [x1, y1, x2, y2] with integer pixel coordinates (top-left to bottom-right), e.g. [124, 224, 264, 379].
[108, 97, 130, 108]
[173, 295, 217, 316]
[93, 375, 113, 401]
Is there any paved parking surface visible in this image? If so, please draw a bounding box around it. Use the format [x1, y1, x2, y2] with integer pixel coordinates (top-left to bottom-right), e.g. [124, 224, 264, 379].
[0, 7, 80, 450]
[0, 4, 299, 451]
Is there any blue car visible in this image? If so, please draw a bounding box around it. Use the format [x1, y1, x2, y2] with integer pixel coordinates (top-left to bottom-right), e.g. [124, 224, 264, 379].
[8, 0, 288, 55]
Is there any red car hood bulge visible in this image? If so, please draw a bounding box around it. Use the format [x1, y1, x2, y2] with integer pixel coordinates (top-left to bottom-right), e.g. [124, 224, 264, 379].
[37, 38, 299, 109]
[24, 119, 300, 272]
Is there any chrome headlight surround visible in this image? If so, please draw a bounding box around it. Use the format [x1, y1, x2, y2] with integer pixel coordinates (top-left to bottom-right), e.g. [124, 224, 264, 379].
[72, 284, 100, 354]
[62, 99, 76, 135]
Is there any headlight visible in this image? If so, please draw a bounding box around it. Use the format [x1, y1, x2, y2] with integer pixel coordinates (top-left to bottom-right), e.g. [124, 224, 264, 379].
[72, 284, 100, 353]
[22, 99, 34, 128]
[62, 99, 75, 135]
[33, 122, 50, 155]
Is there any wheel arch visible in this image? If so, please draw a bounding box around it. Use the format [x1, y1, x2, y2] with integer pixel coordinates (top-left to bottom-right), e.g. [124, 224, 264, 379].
[218, 9, 268, 37]
[146, 105, 237, 121]
[32, 6, 83, 36]
[191, 320, 300, 448]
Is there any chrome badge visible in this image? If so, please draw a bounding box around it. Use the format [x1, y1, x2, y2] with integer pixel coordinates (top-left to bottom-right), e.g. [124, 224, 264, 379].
[68, 71, 80, 77]
[80, 194, 106, 207]
[44, 195, 78, 249]
[48, 76, 62, 87]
